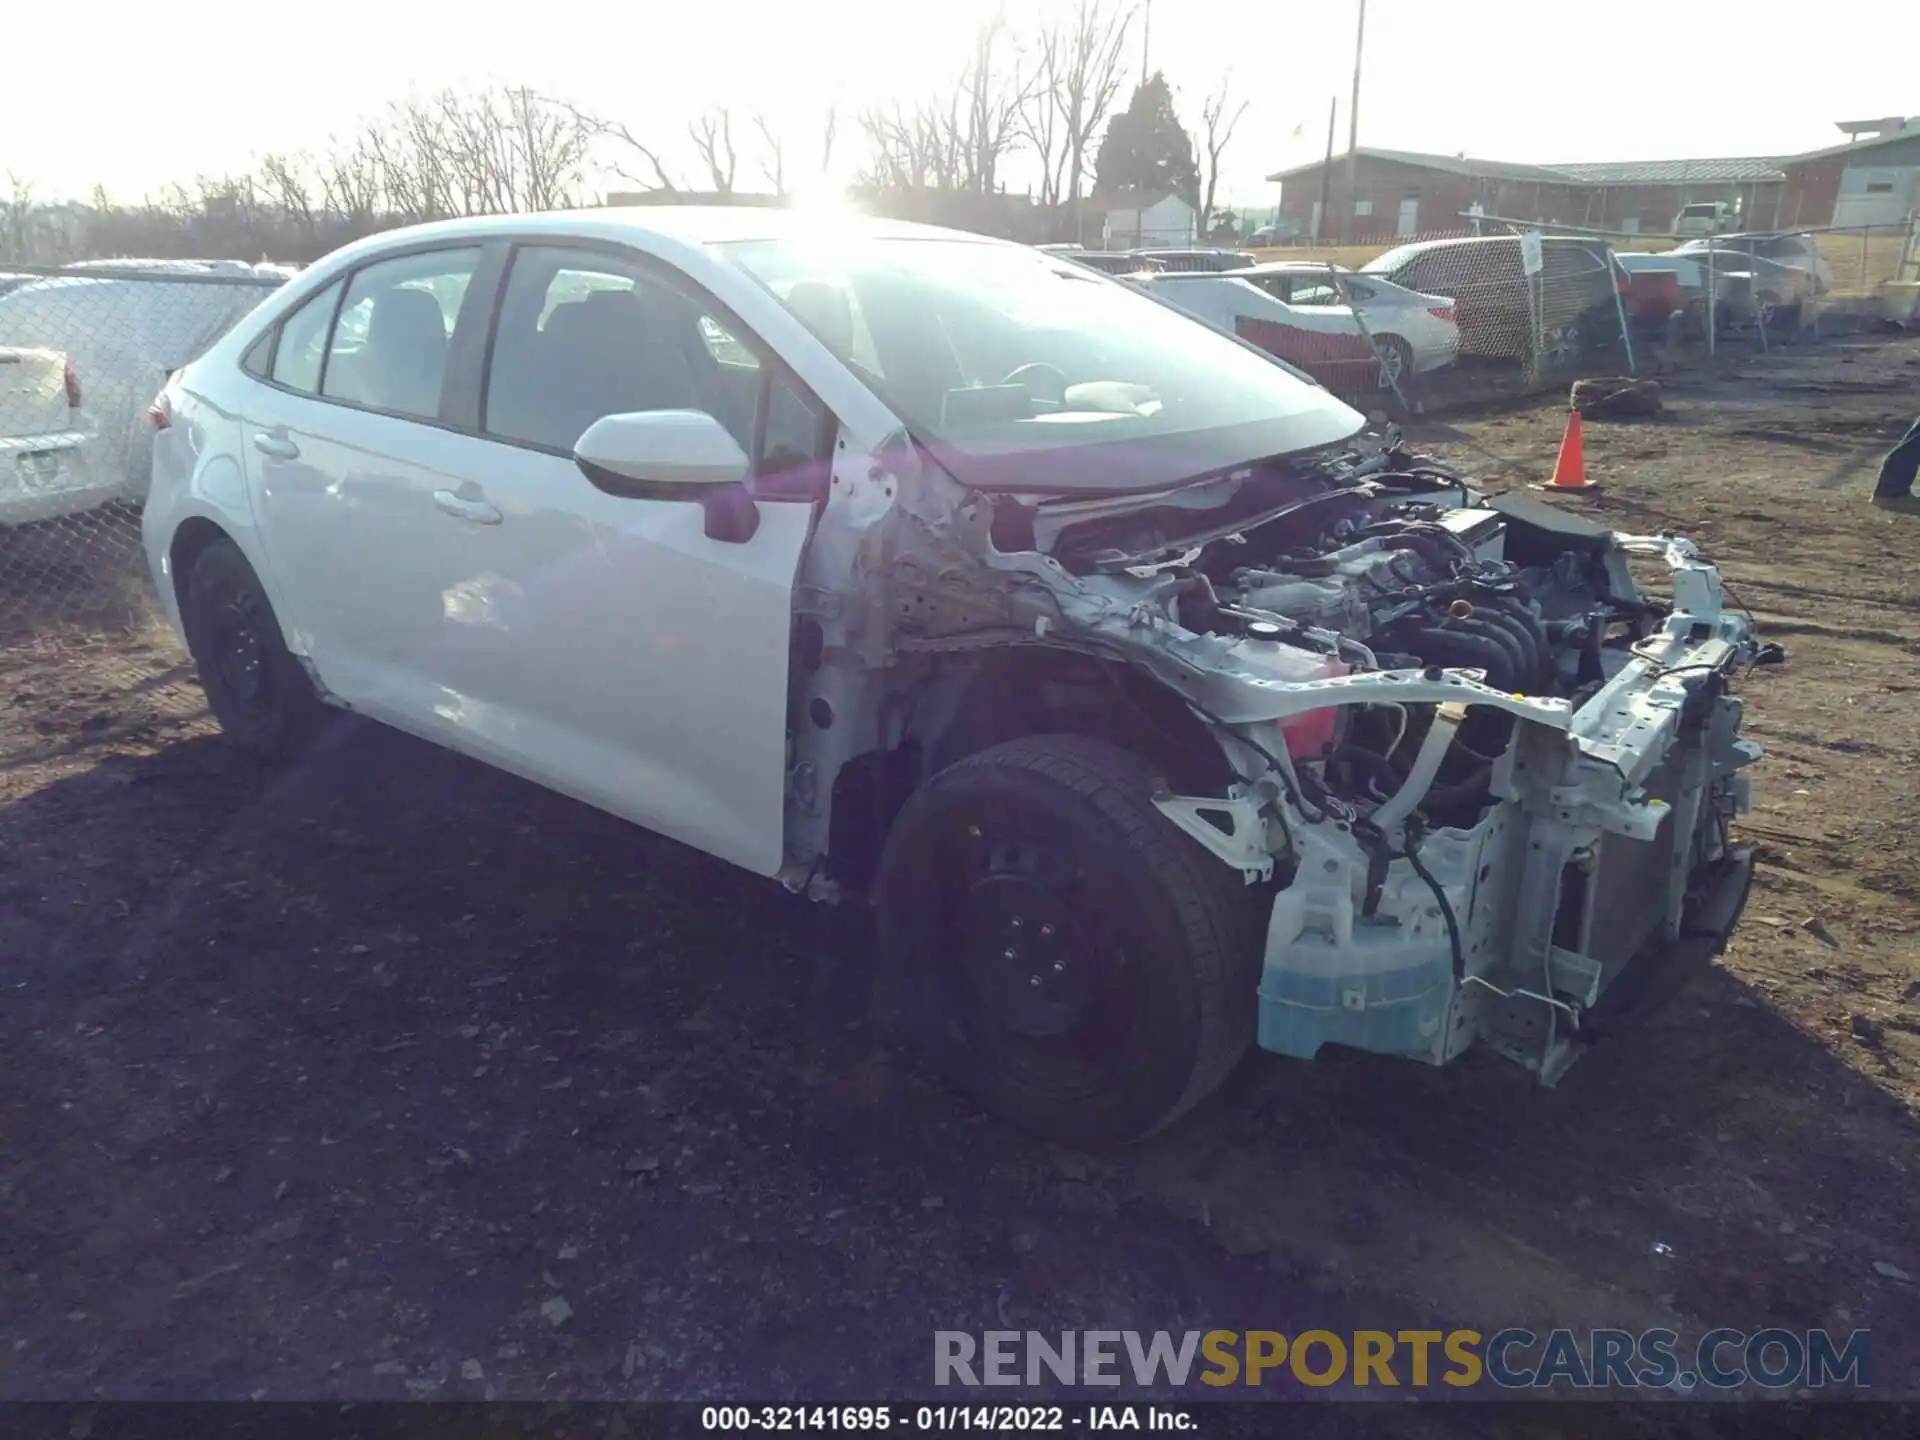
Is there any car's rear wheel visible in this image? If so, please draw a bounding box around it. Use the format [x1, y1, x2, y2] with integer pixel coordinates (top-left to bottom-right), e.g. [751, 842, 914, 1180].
[181, 538, 319, 760]
[1372, 334, 1414, 389]
[875, 735, 1261, 1147]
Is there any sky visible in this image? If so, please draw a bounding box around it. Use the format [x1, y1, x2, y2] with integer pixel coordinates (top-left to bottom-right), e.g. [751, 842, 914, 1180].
[9, 0, 1916, 211]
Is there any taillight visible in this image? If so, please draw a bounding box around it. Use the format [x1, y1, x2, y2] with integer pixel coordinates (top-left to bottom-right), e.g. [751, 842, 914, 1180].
[147, 390, 173, 430]
[1427, 305, 1456, 322]
[63, 361, 81, 409]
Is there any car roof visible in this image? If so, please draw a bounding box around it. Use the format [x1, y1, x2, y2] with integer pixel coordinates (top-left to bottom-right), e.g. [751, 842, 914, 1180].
[1225, 261, 1354, 276]
[330, 206, 1003, 259]
[1374, 233, 1609, 255]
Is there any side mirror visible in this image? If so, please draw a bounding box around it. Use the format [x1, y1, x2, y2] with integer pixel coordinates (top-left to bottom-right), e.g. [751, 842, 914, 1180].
[573, 409, 759, 542]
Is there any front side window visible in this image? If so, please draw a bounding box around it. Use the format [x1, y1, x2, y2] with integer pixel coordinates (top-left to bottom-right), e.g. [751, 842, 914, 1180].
[726, 234, 1361, 493]
[320, 249, 478, 419]
[267, 279, 344, 394]
[484, 246, 761, 455]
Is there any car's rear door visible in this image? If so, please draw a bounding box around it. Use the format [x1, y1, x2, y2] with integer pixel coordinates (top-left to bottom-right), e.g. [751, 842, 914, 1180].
[392, 240, 824, 876]
[238, 243, 490, 719]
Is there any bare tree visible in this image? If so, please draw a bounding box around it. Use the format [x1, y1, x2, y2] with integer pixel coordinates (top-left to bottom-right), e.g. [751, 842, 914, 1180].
[857, 101, 950, 191]
[821, 103, 839, 176]
[258, 153, 319, 248]
[506, 87, 590, 211]
[1017, 26, 1066, 207]
[1021, 0, 1133, 230]
[690, 108, 739, 196]
[364, 98, 457, 222]
[958, 6, 1034, 195]
[1, 174, 36, 260]
[753, 112, 786, 197]
[317, 131, 383, 233]
[552, 99, 681, 195]
[1199, 73, 1250, 235]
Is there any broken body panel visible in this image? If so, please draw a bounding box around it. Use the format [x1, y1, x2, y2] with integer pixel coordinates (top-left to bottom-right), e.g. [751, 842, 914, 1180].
[784, 425, 1762, 1087]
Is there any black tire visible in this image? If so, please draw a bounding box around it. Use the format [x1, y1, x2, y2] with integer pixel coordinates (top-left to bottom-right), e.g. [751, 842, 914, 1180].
[874, 735, 1261, 1147]
[180, 538, 319, 760]
[1373, 334, 1414, 390]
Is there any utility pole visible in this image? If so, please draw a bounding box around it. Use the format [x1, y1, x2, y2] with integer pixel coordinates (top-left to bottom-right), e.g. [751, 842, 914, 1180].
[1316, 96, 1336, 242]
[1142, 0, 1152, 79]
[1343, 0, 1367, 241]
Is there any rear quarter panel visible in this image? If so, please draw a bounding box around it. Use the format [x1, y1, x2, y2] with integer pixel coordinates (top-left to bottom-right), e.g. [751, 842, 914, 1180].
[141, 366, 277, 643]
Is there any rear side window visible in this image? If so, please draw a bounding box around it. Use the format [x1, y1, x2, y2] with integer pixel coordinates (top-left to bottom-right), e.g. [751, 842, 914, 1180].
[320, 249, 479, 420]
[267, 280, 343, 393]
[241, 329, 274, 378]
[1289, 280, 1341, 306]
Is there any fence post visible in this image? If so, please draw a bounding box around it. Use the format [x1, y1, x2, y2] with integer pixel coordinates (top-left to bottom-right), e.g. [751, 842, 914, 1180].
[1328, 259, 1411, 413]
[1610, 258, 1636, 374]
[1712, 234, 1728, 362]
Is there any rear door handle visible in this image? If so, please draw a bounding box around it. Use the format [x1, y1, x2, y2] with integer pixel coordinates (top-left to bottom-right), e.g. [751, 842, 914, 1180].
[433, 489, 502, 525]
[252, 432, 299, 460]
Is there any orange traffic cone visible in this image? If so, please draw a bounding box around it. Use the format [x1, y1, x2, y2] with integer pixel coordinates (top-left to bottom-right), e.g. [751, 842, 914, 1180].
[1532, 409, 1599, 492]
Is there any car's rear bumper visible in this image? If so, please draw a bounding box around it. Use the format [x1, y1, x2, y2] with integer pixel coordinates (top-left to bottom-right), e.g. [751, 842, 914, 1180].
[0, 435, 116, 526]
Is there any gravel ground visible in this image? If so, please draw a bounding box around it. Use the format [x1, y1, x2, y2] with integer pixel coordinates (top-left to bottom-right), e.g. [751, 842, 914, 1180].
[1, 334, 1917, 1414]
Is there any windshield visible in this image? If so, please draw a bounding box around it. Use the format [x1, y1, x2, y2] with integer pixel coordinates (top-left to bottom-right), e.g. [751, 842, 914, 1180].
[723, 235, 1364, 494]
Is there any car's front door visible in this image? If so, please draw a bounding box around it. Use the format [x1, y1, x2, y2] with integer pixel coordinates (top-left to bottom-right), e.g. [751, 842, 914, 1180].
[403, 242, 827, 877]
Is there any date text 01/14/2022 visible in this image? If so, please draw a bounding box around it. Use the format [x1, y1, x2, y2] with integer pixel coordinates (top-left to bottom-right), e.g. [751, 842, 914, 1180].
[700, 1406, 1197, 1431]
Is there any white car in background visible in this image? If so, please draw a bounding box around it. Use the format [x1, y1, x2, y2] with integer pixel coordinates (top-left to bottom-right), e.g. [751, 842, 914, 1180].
[0, 344, 102, 526]
[1132, 270, 1441, 393]
[1219, 262, 1461, 386]
[0, 272, 283, 512]
[140, 207, 1764, 1148]
[1673, 233, 1834, 296]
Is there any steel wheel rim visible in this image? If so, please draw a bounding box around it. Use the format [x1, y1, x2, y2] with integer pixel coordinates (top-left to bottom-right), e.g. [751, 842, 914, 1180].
[210, 587, 269, 706]
[933, 806, 1144, 1097]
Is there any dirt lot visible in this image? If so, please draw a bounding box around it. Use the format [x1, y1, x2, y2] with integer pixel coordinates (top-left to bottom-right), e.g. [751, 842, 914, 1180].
[1, 336, 1918, 1411]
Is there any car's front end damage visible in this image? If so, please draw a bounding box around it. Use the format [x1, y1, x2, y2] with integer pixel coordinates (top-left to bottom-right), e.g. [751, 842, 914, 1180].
[799, 428, 1765, 1088]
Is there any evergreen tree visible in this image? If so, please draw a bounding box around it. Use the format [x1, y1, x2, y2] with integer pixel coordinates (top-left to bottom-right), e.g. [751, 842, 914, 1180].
[1093, 73, 1200, 205]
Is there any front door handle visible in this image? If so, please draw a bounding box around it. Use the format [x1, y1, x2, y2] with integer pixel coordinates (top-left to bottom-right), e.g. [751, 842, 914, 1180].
[252, 432, 299, 460]
[432, 489, 503, 525]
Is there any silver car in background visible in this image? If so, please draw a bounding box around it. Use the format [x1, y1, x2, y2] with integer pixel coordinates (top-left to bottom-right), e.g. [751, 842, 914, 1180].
[1223, 261, 1462, 386]
[0, 343, 102, 526]
[0, 271, 283, 517]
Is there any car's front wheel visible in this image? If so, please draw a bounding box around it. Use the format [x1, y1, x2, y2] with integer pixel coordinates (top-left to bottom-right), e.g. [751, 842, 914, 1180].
[875, 735, 1261, 1146]
[180, 538, 319, 760]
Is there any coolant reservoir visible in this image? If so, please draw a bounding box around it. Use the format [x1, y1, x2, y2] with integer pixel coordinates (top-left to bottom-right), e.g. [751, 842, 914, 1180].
[1222, 626, 1348, 758]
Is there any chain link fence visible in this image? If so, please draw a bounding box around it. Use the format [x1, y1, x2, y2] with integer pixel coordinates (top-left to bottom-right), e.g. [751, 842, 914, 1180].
[1218, 212, 1920, 410]
[0, 263, 288, 760]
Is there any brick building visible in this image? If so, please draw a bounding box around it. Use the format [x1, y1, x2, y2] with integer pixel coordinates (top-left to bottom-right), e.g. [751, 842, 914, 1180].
[1266, 147, 1787, 242]
[1779, 119, 1920, 229]
[1550, 158, 1786, 233]
[1269, 124, 1920, 242]
[1264, 149, 1584, 243]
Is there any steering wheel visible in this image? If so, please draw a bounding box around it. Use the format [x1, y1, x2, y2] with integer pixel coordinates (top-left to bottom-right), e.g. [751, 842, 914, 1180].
[999, 362, 1069, 405]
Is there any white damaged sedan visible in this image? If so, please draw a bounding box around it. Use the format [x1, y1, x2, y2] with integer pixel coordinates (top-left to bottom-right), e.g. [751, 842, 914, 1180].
[143, 207, 1764, 1145]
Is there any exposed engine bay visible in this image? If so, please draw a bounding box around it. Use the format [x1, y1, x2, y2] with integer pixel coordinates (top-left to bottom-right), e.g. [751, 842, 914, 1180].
[789, 429, 1769, 1086]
